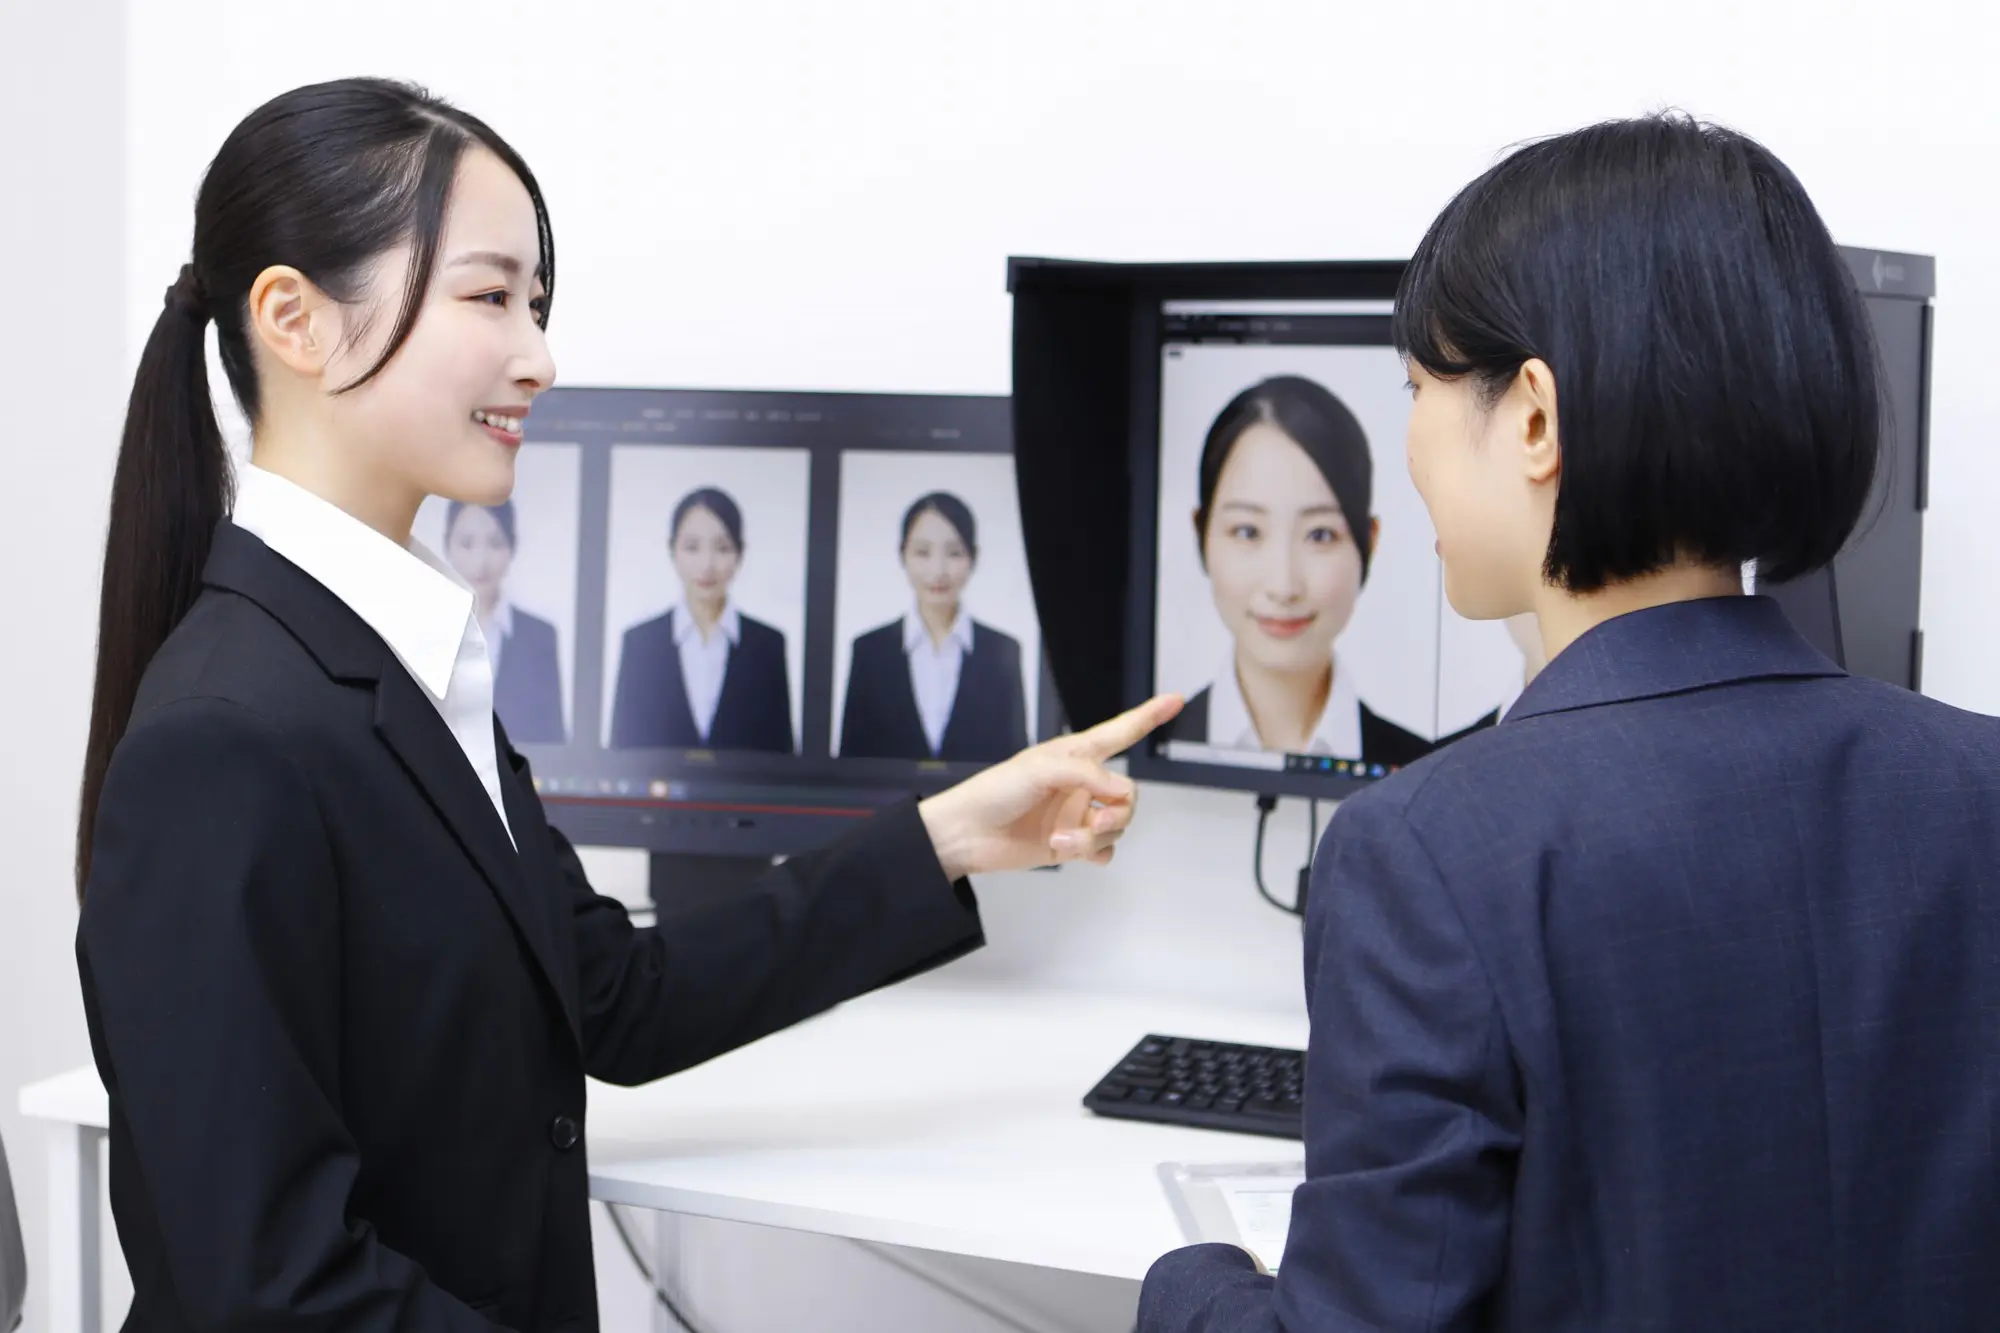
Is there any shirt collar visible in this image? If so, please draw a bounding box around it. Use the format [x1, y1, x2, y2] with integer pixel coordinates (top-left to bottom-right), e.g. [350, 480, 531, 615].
[1209, 649, 1363, 756]
[672, 601, 741, 647]
[229, 464, 471, 698]
[904, 605, 973, 655]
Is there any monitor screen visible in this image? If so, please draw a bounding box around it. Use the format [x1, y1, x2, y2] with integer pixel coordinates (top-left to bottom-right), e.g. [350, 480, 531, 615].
[1129, 299, 1535, 798]
[412, 385, 1057, 856]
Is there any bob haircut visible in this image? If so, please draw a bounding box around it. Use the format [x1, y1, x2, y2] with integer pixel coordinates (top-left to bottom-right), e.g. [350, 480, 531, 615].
[1392, 112, 1881, 593]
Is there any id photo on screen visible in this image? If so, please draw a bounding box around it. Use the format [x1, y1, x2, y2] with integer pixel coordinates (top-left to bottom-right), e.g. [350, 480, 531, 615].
[831, 451, 1040, 764]
[1153, 345, 1445, 769]
[600, 445, 810, 755]
[412, 442, 582, 745]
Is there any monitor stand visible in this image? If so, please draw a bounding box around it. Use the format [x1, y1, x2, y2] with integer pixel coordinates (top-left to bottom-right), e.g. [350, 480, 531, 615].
[646, 852, 777, 923]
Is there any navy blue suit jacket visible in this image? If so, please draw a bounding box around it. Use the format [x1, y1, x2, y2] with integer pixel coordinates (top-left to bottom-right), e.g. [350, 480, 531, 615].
[493, 608, 566, 744]
[1141, 595, 2000, 1332]
[838, 620, 1029, 764]
[607, 610, 795, 753]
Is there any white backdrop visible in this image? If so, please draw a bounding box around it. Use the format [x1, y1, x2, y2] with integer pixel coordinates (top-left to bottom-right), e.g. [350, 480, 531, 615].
[600, 445, 811, 749]
[412, 441, 582, 739]
[830, 451, 1040, 753]
[46, 4, 1999, 1330]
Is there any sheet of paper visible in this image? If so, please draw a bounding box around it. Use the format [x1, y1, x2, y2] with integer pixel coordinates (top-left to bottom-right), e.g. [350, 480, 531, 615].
[1217, 1176, 1295, 1272]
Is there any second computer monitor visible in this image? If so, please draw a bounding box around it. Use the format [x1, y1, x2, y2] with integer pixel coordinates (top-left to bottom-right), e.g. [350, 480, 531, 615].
[412, 385, 1055, 858]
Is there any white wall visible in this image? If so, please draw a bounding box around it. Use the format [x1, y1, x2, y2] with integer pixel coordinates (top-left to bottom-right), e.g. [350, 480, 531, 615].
[0, 0, 1987, 1329]
[0, 0, 126, 1328]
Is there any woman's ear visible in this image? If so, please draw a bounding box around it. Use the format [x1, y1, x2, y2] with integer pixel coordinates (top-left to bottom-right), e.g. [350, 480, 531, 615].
[1192, 507, 1208, 571]
[247, 265, 337, 379]
[1515, 358, 1562, 486]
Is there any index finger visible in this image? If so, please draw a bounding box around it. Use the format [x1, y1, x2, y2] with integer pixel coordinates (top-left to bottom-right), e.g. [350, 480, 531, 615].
[1071, 693, 1184, 761]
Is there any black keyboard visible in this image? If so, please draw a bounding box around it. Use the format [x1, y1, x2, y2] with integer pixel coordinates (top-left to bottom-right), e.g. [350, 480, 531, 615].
[1082, 1034, 1304, 1139]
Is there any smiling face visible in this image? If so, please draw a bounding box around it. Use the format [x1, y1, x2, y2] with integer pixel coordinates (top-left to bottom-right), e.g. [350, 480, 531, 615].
[1198, 421, 1368, 677]
[317, 145, 557, 516]
[902, 508, 975, 617]
[671, 504, 741, 612]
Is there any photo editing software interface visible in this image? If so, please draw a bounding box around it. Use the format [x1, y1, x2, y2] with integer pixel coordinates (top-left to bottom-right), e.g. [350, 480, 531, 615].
[1136, 299, 1536, 796]
[416, 386, 1059, 852]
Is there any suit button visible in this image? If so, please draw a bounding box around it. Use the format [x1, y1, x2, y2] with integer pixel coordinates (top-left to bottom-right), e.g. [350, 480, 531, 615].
[549, 1115, 580, 1151]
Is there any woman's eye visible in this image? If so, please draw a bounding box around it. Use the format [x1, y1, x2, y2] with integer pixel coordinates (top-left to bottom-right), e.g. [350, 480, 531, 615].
[476, 290, 509, 307]
[1229, 524, 1261, 542]
[1307, 527, 1344, 545]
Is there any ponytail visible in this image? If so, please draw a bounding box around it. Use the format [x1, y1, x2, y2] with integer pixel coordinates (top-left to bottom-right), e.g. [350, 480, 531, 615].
[75, 264, 233, 898]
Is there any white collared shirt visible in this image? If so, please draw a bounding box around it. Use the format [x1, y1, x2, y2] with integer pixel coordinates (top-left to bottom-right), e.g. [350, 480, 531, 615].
[1207, 650, 1364, 759]
[903, 606, 973, 756]
[478, 598, 516, 679]
[230, 464, 515, 846]
[672, 602, 741, 743]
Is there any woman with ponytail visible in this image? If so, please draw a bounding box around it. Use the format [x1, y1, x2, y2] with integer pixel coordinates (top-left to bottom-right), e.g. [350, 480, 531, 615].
[76, 78, 1177, 1333]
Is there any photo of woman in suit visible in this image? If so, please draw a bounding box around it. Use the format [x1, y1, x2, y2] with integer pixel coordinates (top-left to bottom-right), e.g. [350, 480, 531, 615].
[609, 486, 795, 752]
[840, 492, 1029, 763]
[442, 499, 567, 744]
[1162, 374, 1432, 768]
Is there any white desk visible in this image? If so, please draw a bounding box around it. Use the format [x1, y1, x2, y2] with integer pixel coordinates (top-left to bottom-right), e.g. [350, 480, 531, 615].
[20, 982, 1307, 1332]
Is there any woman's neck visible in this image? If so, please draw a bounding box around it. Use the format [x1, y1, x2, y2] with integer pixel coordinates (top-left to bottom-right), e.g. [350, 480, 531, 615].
[920, 601, 959, 647]
[249, 434, 420, 545]
[1533, 561, 1745, 663]
[474, 589, 501, 620]
[1235, 654, 1332, 754]
[687, 596, 725, 640]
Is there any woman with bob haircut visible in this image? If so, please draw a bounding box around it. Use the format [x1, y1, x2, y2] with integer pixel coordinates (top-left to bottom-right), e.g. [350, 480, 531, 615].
[1140, 113, 2000, 1332]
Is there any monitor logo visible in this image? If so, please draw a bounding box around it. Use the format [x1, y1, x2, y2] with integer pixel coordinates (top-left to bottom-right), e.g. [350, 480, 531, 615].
[1870, 253, 1906, 290]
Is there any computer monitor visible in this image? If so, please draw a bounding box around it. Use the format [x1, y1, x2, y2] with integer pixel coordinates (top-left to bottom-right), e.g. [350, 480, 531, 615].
[1008, 251, 1930, 800]
[412, 385, 1060, 896]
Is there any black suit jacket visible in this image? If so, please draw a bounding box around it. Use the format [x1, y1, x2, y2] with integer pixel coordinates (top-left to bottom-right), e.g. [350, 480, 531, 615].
[493, 608, 565, 744]
[77, 522, 984, 1333]
[838, 620, 1029, 764]
[1163, 685, 1434, 769]
[1141, 596, 2000, 1331]
[608, 608, 794, 753]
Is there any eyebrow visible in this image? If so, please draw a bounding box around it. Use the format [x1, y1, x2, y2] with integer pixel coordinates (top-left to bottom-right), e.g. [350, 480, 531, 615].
[1217, 500, 1344, 517]
[446, 250, 535, 278]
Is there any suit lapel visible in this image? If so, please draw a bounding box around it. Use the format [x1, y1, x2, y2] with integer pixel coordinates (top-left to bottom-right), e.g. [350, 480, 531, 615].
[659, 612, 703, 744]
[888, 638, 930, 755]
[204, 520, 582, 1044]
[373, 668, 579, 1045]
[938, 631, 986, 756]
[497, 727, 582, 1044]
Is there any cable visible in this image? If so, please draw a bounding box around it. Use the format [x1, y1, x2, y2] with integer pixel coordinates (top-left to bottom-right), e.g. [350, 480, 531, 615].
[1251, 794, 1302, 917]
[603, 1202, 707, 1333]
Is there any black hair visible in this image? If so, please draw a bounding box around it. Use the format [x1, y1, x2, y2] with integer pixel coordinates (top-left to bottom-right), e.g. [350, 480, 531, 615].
[78, 77, 556, 897]
[1392, 111, 1881, 595]
[671, 488, 744, 550]
[445, 498, 518, 550]
[1195, 375, 1374, 576]
[900, 492, 978, 559]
